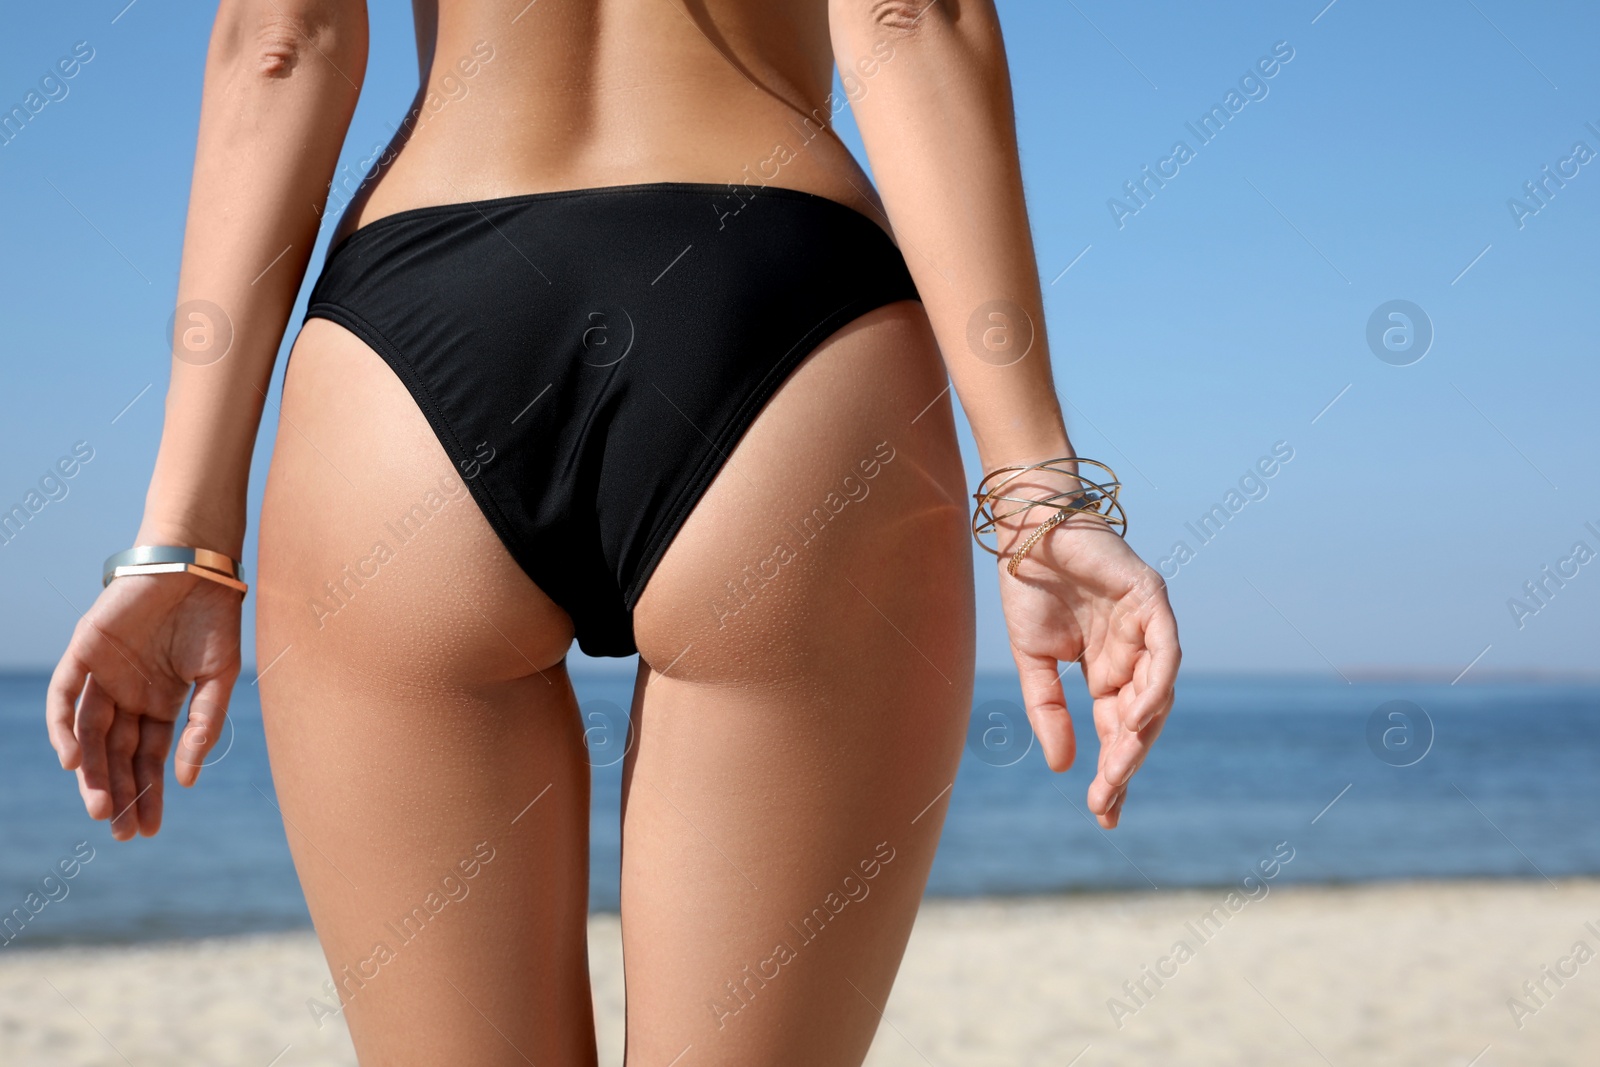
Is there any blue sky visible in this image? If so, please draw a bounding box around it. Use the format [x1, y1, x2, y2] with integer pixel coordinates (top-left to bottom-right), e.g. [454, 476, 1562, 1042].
[1, 1, 1595, 677]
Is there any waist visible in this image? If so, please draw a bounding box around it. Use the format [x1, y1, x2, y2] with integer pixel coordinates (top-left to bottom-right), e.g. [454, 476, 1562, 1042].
[324, 61, 888, 249]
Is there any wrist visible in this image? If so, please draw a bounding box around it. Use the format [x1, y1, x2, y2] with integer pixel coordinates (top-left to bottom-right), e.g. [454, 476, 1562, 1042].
[975, 433, 1075, 475]
[135, 505, 245, 560]
[973, 455, 1126, 563]
[984, 467, 1081, 555]
[138, 457, 248, 557]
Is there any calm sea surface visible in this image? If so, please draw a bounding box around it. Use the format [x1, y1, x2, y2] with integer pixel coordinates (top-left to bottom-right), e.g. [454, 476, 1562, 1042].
[1, 671, 1596, 947]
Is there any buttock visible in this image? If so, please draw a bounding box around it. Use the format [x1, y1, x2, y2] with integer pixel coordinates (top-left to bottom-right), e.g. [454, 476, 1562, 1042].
[299, 182, 921, 656]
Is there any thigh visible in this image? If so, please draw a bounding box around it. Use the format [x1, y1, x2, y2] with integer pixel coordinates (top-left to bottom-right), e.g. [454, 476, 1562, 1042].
[256, 319, 595, 1066]
[623, 301, 976, 1066]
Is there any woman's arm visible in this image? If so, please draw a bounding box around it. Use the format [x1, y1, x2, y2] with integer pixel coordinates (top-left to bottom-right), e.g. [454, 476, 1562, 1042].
[46, 0, 367, 840]
[828, 0, 1067, 467]
[831, 0, 1180, 828]
[142, 0, 368, 554]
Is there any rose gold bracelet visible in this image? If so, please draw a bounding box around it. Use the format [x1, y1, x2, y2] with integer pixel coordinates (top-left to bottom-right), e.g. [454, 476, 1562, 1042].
[102, 546, 248, 594]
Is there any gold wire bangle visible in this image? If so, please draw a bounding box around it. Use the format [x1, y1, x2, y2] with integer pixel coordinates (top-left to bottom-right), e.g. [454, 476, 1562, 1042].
[971, 457, 1127, 562]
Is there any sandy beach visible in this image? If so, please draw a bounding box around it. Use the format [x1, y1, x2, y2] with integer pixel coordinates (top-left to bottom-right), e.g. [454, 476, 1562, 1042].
[2, 879, 1597, 1066]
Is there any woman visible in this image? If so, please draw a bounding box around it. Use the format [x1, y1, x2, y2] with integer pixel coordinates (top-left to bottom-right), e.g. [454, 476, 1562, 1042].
[46, 1, 1179, 1063]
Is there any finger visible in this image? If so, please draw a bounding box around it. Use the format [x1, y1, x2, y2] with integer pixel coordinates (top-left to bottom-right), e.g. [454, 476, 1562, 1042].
[1089, 691, 1164, 811]
[1010, 644, 1075, 772]
[1088, 757, 1124, 814]
[175, 671, 235, 788]
[1101, 710, 1170, 792]
[74, 675, 117, 820]
[1126, 595, 1181, 732]
[1085, 699, 1124, 813]
[104, 711, 143, 842]
[46, 650, 89, 770]
[133, 718, 173, 837]
[1087, 774, 1124, 821]
[1101, 786, 1128, 829]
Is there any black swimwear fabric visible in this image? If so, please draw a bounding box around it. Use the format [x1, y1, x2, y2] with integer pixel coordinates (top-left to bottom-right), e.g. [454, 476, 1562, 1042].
[303, 182, 921, 657]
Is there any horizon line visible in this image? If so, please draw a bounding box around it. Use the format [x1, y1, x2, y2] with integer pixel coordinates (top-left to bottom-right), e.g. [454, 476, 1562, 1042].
[2, 665, 1598, 685]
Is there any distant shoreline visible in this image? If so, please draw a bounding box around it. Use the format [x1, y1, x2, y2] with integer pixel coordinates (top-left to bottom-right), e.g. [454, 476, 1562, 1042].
[4, 667, 1600, 684]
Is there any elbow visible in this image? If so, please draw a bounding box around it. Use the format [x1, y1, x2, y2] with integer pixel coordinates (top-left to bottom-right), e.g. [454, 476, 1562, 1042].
[843, 0, 962, 37]
[867, 1, 935, 36]
[251, 11, 331, 79]
[837, 0, 1003, 63]
[212, 1, 367, 82]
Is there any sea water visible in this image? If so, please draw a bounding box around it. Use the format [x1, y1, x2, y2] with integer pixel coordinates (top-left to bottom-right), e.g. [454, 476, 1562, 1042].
[0, 671, 1595, 947]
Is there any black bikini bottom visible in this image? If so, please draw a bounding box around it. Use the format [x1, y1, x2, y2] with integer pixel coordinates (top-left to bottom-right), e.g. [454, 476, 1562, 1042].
[301, 182, 921, 657]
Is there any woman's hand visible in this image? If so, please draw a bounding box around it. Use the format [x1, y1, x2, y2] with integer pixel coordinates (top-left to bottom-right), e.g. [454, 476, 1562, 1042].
[46, 574, 242, 841]
[999, 516, 1181, 829]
